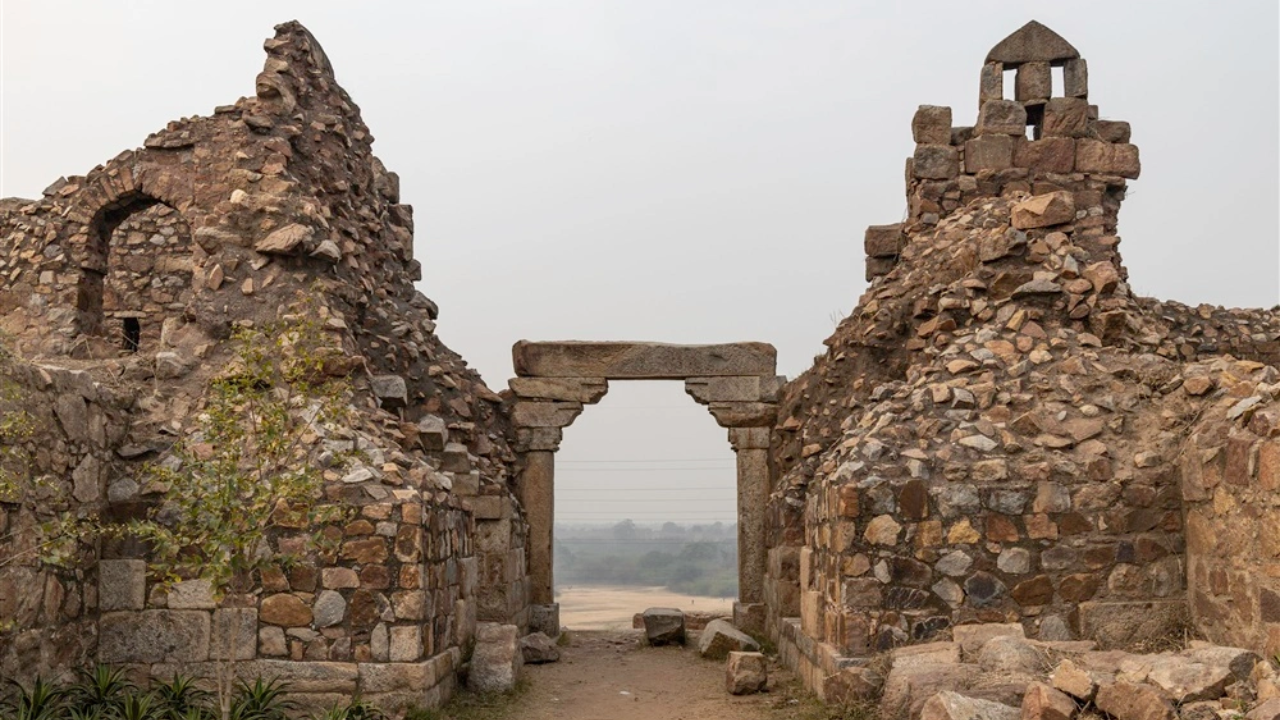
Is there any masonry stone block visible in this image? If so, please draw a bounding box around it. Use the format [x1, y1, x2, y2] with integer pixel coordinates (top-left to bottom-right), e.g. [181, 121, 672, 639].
[864, 224, 906, 258]
[1043, 97, 1090, 138]
[1014, 137, 1075, 173]
[510, 401, 584, 428]
[99, 559, 147, 611]
[912, 106, 953, 145]
[513, 341, 776, 379]
[99, 610, 211, 663]
[965, 135, 1016, 172]
[685, 375, 784, 403]
[980, 62, 1004, 104]
[1064, 58, 1088, 97]
[913, 144, 960, 180]
[514, 427, 563, 452]
[1016, 62, 1051, 102]
[210, 608, 258, 660]
[468, 623, 522, 693]
[1076, 139, 1141, 178]
[508, 377, 607, 403]
[707, 401, 776, 428]
[976, 100, 1028, 136]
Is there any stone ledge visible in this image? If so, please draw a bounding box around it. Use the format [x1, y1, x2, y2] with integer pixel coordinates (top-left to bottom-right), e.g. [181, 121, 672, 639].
[513, 341, 776, 379]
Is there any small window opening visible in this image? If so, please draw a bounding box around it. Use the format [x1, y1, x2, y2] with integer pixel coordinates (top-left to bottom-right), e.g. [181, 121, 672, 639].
[1002, 69, 1016, 100]
[122, 318, 141, 353]
[1051, 65, 1065, 98]
[1025, 104, 1044, 141]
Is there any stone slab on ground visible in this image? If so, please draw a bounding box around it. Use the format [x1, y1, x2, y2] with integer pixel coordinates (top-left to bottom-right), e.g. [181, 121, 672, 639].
[520, 632, 561, 665]
[920, 691, 1020, 720]
[697, 618, 760, 660]
[642, 607, 685, 646]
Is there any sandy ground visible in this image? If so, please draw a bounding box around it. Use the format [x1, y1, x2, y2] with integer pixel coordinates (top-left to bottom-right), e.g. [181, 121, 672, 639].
[557, 585, 735, 631]
[505, 630, 799, 720]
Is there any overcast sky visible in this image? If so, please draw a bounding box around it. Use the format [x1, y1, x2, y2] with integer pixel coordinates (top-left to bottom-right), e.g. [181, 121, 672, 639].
[3, 1, 1277, 527]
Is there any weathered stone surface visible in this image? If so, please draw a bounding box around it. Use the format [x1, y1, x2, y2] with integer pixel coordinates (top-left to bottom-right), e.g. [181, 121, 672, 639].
[915, 145, 960, 180]
[913, 106, 953, 145]
[1247, 699, 1280, 720]
[1012, 192, 1075, 230]
[1050, 658, 1098, 701]
[1075, 139, 1141, 178]
[865, 224, 906, 259]
[519, 632, 560, 664]
[1022, 682, 1077, 720]
[642, 607, 686, 646]
[167, 579, 215, 609]
[513, 341, 776, 379]
[254, 223, 312, 254]
[508, 377, 608, 403]
[986, 21, 1081, 64]
[370, 375, 407, 408]
[469, 623, 522, 693]
[706, 401, 776, 428]
[954, 623, 1026, 659]
[966, 135, 1016, 172]
[977, 101, 1028, 136]
[1043, 98, 1089, 138]
[210, 608, 257, 661]
[99, 610, 210, 663]
[1079, 601, 1189, 650]
[260, 593, 313, 627]
[686, 376, 784, 404]
[698, 619, 759, 660]
[978, 635, 1046, 675]
[510, 401, 584, 428]
[921, 691, 1020, 720]
[1145, 656, 1231, 703]
[1016, 62, 1051, 102]
[313, 590, 346, 628]
[1064, 59, 1088, 97]
[882, 664, 981, 720]
[726, 651, 768, 695]
[1014, 137, 1075, 173]
[824, 666, 884, 704]
[99, 559, 146, 612]
[1094, 681, 1175, 720]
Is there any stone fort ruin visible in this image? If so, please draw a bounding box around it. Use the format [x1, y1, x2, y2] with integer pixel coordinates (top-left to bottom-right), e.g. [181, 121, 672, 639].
[1, 18, 1278, 714]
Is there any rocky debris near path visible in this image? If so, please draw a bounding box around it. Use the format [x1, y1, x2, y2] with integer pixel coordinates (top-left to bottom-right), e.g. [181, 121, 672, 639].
[633, 609, 721, 634]
[469, 623, 523, 693]
[875, 630, 1278, 720]
[642, 607, 687, 646]
[519, 632, 561, 664]
[698, 618, 761, 660]
[725, 651, 768, 695]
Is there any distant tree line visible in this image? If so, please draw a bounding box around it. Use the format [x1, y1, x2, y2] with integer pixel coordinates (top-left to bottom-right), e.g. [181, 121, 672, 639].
[554, 521, 738, 598]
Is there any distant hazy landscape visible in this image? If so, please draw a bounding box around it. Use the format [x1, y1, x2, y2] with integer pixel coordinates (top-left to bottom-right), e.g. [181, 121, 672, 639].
[555, 521, 739, 597]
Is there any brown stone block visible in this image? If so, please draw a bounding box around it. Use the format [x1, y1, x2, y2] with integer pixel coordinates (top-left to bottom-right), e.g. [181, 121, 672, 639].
[980, 62, 1004, 105]
[866, 256, 896, 281]
[976, 100, 1028, 136]
[513, 341, 776, 379]
[1076, 139, 1141, 178]
[965, 135, 1016, 173]
[913, 105, 953, 145]
[864, 223, 906, 258]
[1016, 62, 1051, 102]
[914, 144, 960, 179]
[1012, 575, 1055, 606]
[1258, 441, 1280, 491]
[1093, 120, 1131, 143]
[1014, 137, 1075, 173]
[1043, 98, 1089, 138]
[1012, 191, 1076, 229]
[1063, 59, 1088, 98]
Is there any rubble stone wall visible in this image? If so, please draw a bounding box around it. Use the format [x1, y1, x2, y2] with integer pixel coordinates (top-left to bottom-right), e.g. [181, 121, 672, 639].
[0, 21, 527, 711]
[1179, 360, 1280, 658]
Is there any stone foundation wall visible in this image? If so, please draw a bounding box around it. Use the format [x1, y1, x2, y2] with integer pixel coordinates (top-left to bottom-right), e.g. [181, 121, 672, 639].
[1180, 359, 1280, 658]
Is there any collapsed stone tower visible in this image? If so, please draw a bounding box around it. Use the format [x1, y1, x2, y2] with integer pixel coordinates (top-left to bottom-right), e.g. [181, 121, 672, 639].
[765, 20, 1280, 701]
[0, 22, 528, 709]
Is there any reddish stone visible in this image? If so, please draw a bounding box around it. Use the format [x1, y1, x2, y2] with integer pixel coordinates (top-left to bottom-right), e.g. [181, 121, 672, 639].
[289, 563, 318, 592]
[359, 564, 390, 589]
[1011, 575, 1055, 606]
[344, 519, 376, 536]
[899, 480, 929, 521]
[260, 593, 312, 627]
[837, 485, 860, 518]
[347, 589, 381, 630]
[341, 537, 388, 564]
[986, 514, 1020, 542]
[1058, 574, 1100, 602]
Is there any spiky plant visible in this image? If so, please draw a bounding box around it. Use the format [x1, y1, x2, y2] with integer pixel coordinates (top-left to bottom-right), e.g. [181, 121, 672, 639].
[228, 679, 296, 720]
[64, 665, 135, 717]
[151, 675, 214, 720]
[1, 677, 65, 720]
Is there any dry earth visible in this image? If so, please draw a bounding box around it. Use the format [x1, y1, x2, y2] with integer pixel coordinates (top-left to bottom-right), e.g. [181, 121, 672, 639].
[557, 586, 736, 631]
[443, 630, 833, 720]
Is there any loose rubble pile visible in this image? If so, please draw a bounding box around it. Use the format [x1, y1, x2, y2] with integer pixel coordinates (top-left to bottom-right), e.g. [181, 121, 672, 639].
[825, 624, 1280, 720]
[763, 20, 1280, 713]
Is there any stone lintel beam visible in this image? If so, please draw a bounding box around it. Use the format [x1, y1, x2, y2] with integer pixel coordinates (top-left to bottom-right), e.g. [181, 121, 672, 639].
[685, 376, 784, 405]
[515, 427, 563, 453]
[510, 401, 583, 429]
[508, 377, 608, 404]
[513, 341, 776, 379]
[728, 427, 771, 451]
[707, 402, 776, 428]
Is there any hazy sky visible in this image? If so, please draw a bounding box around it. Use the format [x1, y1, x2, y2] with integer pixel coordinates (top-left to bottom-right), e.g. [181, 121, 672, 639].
[2, 1, 1277, 525]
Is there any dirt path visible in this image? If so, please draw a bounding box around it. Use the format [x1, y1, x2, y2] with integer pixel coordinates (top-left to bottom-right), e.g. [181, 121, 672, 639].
[446, 630, 820, 720]
[557, 586, 735, 631]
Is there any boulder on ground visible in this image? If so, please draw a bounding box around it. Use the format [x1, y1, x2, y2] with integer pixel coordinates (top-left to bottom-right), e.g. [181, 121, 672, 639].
[824, 666, 884, 704]
[1145, 655, 1231, 703]
[642, 607, 686, 646]
[1246, 698, 1280, 720]
[468, 622, 522, 693]
[882, 663, 981, 720]
[920, 691, 1020, 720]
[519, 631, 560, 664]
[1021, 681, 1078, 720]
[1050, 659, 1100, 701]
[953, 623, 1026, 659]
[726, 651, 768, 695]
[978, 635, 1046, 675]
[698, 618, 759, 660]
[1094, 681, 1175, 720]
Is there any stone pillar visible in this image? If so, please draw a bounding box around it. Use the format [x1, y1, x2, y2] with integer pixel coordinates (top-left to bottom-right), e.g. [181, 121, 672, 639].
[730, 426, 771, 607]
[518, 450, 556, 606]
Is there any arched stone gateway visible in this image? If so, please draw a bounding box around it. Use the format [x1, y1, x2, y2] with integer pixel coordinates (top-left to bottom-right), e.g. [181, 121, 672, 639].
[508, 340, 783, 636]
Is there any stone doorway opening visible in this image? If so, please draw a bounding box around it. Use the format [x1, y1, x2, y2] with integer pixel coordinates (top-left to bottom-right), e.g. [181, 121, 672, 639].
[508, 341, 781, 637]
[551, 382, 740, 628]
